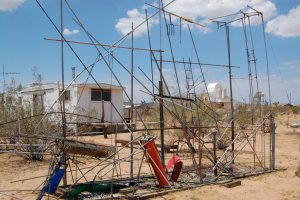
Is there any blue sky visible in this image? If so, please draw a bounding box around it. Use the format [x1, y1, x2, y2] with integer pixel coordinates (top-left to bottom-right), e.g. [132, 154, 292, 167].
[1, 0, 300, 104]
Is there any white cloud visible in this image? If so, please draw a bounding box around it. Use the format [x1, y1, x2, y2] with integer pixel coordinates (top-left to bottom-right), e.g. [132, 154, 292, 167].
[0, 0, 25, 11]
[116, 0, 277, 36]
[266, 5, 300, 37]
[164, 0, 276, 26]
[279, 60, 300, 71]
[115, 8, 159, 37]
[281, 60, 300, 66]
[63, 28, 79, 36]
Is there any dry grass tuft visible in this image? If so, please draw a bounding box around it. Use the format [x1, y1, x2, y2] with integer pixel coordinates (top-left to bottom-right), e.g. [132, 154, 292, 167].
[296, 166, 300, 177]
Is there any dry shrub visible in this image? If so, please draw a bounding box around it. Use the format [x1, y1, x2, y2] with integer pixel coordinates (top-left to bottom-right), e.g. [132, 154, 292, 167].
[296, 166, 300, 177]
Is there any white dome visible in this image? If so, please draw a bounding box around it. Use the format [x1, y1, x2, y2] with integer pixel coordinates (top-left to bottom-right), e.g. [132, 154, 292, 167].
[207, 83, 226, 102]
[207, 83, 222, 93]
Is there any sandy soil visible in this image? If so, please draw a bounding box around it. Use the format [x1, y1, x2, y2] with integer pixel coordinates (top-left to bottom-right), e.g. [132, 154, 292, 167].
[0, 113, 299, 200]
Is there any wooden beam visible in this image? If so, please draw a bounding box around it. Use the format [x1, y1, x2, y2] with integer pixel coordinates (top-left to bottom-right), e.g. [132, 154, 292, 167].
[221, 180, 241, 188]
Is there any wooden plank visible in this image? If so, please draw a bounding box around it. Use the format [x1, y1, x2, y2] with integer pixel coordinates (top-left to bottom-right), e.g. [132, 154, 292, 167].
[216, 179, 232, 185]
[119, 187, 135, 195]
[115, 139, 139, 147]
[115, 139, 178, 152]
[64, 140, 115, 158]
[221, 180, 241, 188]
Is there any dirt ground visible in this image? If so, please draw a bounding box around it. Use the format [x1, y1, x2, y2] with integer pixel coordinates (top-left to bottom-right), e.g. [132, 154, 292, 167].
[0, 113, 299, 200]
[152, 113, 300, 200]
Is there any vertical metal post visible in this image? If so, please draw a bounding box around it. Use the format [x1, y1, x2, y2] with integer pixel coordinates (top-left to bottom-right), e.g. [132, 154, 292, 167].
[60, 0, 65, 137]
[159, 59, 165, 164]
[159, 1, 165, 164]
[270, 115, 275, 170]
[18, 119, 21, 151]
[145, 9, 155, 101]
[2, 65, 5, 98]
[130, 22, 134, 179]
[259, 13, 275, 171]
[226, 25, 235, 166]
[60, 0, 67, 186]
[198, 131, 202, 183]
[159, 80, 164, 164]
[213, 130, 217, 176]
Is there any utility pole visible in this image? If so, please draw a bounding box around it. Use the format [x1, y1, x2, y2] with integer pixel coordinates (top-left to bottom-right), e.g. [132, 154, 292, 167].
[1, 64, 20, 101]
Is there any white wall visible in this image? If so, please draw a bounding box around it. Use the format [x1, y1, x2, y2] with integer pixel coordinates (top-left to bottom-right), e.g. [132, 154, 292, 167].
[74, 87, 123, 123]
[21, 84, 124, 124]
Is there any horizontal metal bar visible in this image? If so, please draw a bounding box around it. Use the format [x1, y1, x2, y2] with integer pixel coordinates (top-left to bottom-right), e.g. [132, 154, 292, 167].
[146, 3, 205, 27]
[0, 151, 51, 155]
[153, 59, 240, 68]
[134, 125, 226, 132]
[154, 93, 195, 102]
[45, 38, 163, 52]
[0, 144, 45, 146]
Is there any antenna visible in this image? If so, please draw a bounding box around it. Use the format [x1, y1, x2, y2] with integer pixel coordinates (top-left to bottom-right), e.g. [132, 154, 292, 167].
[1, 64, 20, 97]
[71, 67, 76, 81]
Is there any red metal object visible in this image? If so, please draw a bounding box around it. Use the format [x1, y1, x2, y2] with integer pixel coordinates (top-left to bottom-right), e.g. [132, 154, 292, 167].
[171, 160, 182, 182]
[166, 155, 181, 170]
[166, 155, 182, 182]
[143, 137, 170, 187]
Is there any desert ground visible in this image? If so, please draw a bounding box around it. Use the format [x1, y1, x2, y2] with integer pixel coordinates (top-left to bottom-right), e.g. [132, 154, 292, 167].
[153, 113, 300, 200]
[0, 113, 299, 200]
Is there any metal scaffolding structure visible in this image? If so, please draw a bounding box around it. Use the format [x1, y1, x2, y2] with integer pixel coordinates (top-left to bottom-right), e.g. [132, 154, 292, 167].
[0, 1, 276, 199]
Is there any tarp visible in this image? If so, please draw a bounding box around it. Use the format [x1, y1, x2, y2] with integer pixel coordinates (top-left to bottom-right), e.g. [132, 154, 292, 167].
[67, 182, 128, 199]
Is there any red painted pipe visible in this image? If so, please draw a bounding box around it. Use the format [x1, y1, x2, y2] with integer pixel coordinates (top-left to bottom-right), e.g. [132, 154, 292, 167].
[143, 138, 170, 187]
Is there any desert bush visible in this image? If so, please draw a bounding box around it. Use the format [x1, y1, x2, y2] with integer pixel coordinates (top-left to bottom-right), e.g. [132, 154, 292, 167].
[0, 93, 55, 161]
[291, 106, 300, 115]
[234, 105, 253, 129]
[21, 140, 47, 161]
[296, 166, 300, 177]
[0, 71, 58, 161]
[217, 133, 230, 149]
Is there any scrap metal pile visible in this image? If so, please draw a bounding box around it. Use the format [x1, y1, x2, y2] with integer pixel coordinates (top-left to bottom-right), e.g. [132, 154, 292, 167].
[0, 0, 276, 199]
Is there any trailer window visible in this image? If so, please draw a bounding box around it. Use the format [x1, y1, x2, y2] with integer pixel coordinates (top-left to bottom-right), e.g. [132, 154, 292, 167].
[64, 90, 71, 101]
[91, 89, 111, 101]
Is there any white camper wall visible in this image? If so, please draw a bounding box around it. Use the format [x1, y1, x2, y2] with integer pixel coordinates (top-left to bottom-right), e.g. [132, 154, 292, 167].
[75, 87, 123, 123]
[20, 84, 124, 124]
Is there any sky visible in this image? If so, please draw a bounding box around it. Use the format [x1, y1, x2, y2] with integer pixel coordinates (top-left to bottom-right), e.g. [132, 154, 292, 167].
[0, 0, 300, 104]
